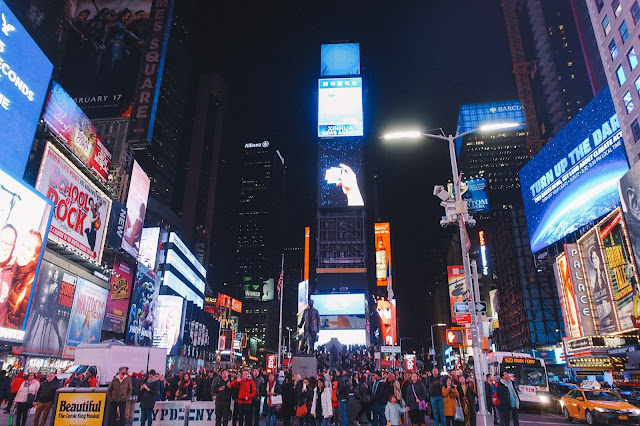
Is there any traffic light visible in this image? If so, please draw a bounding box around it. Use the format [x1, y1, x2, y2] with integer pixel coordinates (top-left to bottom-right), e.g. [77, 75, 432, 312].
[446, 328, 464, 347]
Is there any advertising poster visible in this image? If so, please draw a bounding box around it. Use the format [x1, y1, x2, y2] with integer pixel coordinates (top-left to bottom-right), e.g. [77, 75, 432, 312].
[22, 261, 76, 356]
[0, 167, 53, 336]
[448, 265, 466, 323]
[320, 43, 360, 76]
[126, 262, 159, 346]
[0, 1, 54, 178]
[318, 78, 363, 137]
[41, 81, 112, 183]
[320, 316, 366, 330]
[304, 227, 310, 280]
[105, 200, 126, 250]
[102, 258, 133, 333]
[153, 295, 184, 355]
[63, 278, 108, 358]
[242, 277, 274, 301]
[578, 229, 619, 334]
[36, 143, 112, 263]
[138, 227, 161, 270]
[58, 0, 153, 118]
[457, 178, 490, 213]
[249, 337, 258, 361]
[297, 280, 309, 314]
[489, 289, 499, 329]
[619, 160, 640, 270]
[122, 161, 150, 258]
[554, 253, 581, 338]
[520, 86, 628, 253]
[319, 139, 364, 207]
[375, 297, 397, 345]
[375, 222, 392, 287]
[218, 329, 232, 351]
[54, 391, 106, 426]
[600, 209, 638, 331]
[311, 294, 365, 315]
[404, 354, 417, 372]
[564, 244, 597, 336]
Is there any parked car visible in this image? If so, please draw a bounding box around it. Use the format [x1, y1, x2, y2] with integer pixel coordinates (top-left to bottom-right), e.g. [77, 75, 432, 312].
[548, 382, 577, 413]
[561, 388, 640, 425]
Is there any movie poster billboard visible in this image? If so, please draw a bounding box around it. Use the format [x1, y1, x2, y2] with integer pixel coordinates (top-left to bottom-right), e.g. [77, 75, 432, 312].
[126, 262, 159, 346]
[41, 81, 112, 184]
[0, 167, 53, 339]
[121, 161, 150, 258]
[153, 295, 185, 355]
[619, 160, 640, 270]
[563, 244, 597, 336]
[0, 0, 54, 178]
[554, 253, 581, 338]
[36, 143, 112, 264]
[578, 229, 619, 334]
[58, 0, 153, 118]
[600, 208, 638, 331]
[375, 222, 392, 287]
[375, 297, 397, 345]
[102, 258, 134, 333]
[448, 265, 466, 322]
[63, 278, 108, 358]
[22, 261, 76, 356]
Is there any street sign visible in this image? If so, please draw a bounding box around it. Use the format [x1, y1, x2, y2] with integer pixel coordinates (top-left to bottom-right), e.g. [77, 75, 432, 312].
[428, 348, 436, 357]
[381, 345, 401, 353]
[454, 302, 469, 315]
[456, 313, 472, 325]
[474, 302, 487, 313]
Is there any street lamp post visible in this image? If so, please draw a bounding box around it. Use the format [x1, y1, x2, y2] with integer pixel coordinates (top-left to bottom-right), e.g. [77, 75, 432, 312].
[430, 323, 447, 367]
[383, 122, 519, 426]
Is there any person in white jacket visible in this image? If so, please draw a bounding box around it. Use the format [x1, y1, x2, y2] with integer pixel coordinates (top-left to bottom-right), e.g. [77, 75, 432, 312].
[385, 395, 407, 426]
[310, 379, 332, 426]
[14, 372, 40, 426]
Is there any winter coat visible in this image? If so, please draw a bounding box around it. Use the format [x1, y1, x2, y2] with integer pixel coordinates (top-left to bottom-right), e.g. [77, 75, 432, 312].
[211, 376, 232, 404]
[107, 375, 132, 403]
[229, 378, 257, 404]
[263, 380, 282, 407]
[36, 377, 60, 403]
[9, 373, 24, 393]
[139, 379, 160, 409]
[442, 386, 459, 417]
[311, 387, 332, 419]
[336, 375, 350, 401]
[406, 382, 428, 411]
[15, 379, 40, 404]
[282, 381, 296, 417]
[385, 401, 407, 425]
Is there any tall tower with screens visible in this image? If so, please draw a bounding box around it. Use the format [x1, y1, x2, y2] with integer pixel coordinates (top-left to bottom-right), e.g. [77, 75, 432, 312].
[314, 43, 370, 347]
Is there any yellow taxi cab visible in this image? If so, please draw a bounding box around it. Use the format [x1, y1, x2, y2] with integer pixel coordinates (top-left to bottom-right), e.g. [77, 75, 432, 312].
[561, 387, 640, 425]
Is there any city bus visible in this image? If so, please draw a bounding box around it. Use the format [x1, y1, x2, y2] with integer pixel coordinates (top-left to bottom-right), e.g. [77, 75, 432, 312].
[487, 352, 551, 410]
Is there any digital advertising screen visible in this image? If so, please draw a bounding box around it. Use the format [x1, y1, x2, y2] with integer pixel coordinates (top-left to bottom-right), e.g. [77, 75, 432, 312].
[36, 143, 112, 264]
[138, 227, 161, 271]
[317, 329, 367, 347]
[554, 252, 582, 338]
[102, 257, 133, 334]
[311, 293, 365, 316]
[519, 86, 629, 253]
[563, 244, 597, 336]
[63, 277, 108, 359]
[319, 315, 366, 330]
[375, 222, 392, 287]
[153, 295, 185, 355]
[451, 177, 490, 213]
[105, 200, 126, 250]
[619, 160, 640, 269]
[319, 139, 364, 207]
[242, 277, 274, 301]
[375, 297, 397, 345]
[41, 81, 112, 184]
[320, 43, 360, 76]
[122, 161, 150, 258]
[297, 280, 309, 314]
[126, 262, 159, 346]
[22, 261, 76, 356]
[448, 265, 466, 323]
[318, 78, 363, 138]
[57, 0, 153, 118]
[0, 166, 53, 339]
[0, 0, 54, 178]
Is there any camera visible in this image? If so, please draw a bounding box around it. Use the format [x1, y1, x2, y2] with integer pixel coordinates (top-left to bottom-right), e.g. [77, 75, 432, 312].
[440, 217, 450, 228]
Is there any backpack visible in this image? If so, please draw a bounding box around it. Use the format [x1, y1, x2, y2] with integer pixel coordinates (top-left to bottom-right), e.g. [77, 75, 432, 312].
[492, 390, 500, 407]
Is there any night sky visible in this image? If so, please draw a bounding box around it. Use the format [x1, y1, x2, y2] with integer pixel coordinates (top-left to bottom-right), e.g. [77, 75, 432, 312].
[194, 1, 519, 339]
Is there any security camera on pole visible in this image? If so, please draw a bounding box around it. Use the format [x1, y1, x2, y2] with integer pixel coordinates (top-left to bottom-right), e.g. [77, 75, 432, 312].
[383, 122, 520, 426]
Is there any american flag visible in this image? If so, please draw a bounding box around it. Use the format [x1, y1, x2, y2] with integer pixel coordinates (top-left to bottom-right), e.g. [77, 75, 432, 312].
[276, 265, 284, 300]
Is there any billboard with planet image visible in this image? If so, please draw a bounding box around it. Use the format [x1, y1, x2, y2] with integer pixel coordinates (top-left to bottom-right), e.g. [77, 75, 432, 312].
[519, 86, 629, 253]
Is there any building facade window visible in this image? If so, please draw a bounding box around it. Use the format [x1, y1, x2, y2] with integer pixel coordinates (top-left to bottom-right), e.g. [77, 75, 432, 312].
[610, 39, 619, 60]
[635, 75, 640, 95]
[624, 91, 635, 113]
[632, 119, 640, 141]
[620, 21, 630, 42]
[613, 0, 622, 16]
[633, 1, 640, 24]
[618, 64, 627, 85]
[630, 48, 639, 69]
[603, 15, 611, 35]
[596, 0, 605, 13]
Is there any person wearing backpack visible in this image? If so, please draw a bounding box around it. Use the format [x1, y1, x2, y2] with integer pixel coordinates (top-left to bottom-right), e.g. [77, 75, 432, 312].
[485, 374, 499, 425]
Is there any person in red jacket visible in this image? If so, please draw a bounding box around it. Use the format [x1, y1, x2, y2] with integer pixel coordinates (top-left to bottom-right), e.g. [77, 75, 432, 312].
[5, 371, 24, 412]
[228, 369, 257, 426]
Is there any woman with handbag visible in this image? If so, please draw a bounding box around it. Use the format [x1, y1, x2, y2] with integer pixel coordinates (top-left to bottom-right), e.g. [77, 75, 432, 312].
[457, 376, 476, 426]
[265, 373, 282, 426]
[407, 373, 428, 426]
[311, 378, 332, 426]
[297, 377, 314, 426]
[442, 377, 459, 426]
[14, 372, 39, 426]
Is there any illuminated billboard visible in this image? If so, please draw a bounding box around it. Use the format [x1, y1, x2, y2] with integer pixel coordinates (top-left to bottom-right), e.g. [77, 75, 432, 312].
[519, 86, 629, 253]
[478, 230, 490, 276]
[138, 227, 161, 271]
[619, 160, 640, 269]
[318, 78, 363, 137]
[304, 227, 310, 281]
[456, 101, 524, 156]
[153, 295, 185, 355]
[41, 81, 112, 184]
[311, 293, 365, 315]
[319, 139, 364, 207]
[121, 161, 150, 258]
[0, 0, 53, 178]
[554, 251, 582, 338]
[105, 200, 126, 250]
[126, 262, 159, 346]
[448, 265, 466, 323]
[320, 43, 360, 76]
[297, 280, 309, 314]
[375, 222, 392, 287]
[375, 297, 397, 345]
[36, 143, 112, 264]
[242, 277, 275, 301]
[320, 315, 366, 329]
[317, 329, 367, 346]
[58, 0, 153, 118]
[102, 258, 133, 334]
[449, 178, 491, 213]
[0, 166, 53, 340]
[62, 277, 108, 359]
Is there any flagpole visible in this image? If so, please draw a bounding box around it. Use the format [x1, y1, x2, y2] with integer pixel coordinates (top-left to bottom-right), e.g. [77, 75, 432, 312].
[277, 254, 285, 369]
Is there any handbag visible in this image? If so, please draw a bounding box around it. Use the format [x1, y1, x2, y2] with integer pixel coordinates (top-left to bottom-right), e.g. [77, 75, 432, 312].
[492, 390, 500, 407]
[26, 393, 35, 406]
[454, 399, 465, 422]
[412, 384, 427, 411]
[296, 403, 308, 418]
[271, 394, 283, 406]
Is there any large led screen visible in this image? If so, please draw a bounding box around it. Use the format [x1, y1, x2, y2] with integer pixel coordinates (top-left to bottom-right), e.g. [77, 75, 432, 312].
[242, 277, 274, 301]
[319, 139, 364, 207]
[153, 295, 185, 355]
[41, 81, 112, 184]
[126, 262, 159, 346]
[0, 1, 53, 178]
[375, 297, 397, 345]
[0, 167, 53, 340]
[36, 143, 112, 264]
[375, 222, 392, 287]
[317, 329, 367, 346]
[520, 87, 629, 253]
[318, 78, 363, 137]
[311, 293, 365, 316]
[62, 277, 108, 359]
[122, 161, 150, 258]
[619, 160, 640, 269]
[320, 43, 360, 76]
[102, 257, 133, 334]
[449, 177, 491, 213]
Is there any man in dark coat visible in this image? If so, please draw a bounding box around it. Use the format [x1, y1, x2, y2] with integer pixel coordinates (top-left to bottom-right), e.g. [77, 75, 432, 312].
[139, 370, 161, 426]
[212, 369, 232, 426]
[496, 371, 519, 426]
[34, 372, 60, 426]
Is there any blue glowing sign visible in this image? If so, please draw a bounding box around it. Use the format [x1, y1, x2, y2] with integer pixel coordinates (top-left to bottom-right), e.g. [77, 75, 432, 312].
[318, 78, 363, 138]
[319, 139, 364, 207]
[450, 177, 490, 213]
[519, 87, 629, 253]
[0, 1, 53, 177]
[311, 294, 365, 316]
[321, 43, 360, 76]
[456, 100, 524, 155]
